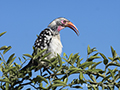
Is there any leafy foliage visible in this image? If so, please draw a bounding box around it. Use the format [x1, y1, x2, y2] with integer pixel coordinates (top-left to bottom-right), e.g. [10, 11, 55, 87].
[0, 32, 120, 90]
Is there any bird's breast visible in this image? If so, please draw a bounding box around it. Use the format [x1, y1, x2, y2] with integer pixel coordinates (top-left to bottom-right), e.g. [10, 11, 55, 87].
[47, 34, 63, 59]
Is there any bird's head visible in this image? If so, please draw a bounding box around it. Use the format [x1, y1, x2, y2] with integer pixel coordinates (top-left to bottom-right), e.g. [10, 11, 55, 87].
[48, 17, 79, 36]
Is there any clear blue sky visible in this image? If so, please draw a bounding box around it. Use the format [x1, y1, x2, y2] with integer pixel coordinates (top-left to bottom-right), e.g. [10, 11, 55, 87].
[0, 0, 120, 90]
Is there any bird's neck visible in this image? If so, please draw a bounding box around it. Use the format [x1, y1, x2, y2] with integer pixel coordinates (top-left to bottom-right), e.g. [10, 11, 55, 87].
[47, 26, 59, 36]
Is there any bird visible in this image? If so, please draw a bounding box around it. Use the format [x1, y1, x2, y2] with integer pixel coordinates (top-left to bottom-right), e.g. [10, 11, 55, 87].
[20, 17, 79, 72]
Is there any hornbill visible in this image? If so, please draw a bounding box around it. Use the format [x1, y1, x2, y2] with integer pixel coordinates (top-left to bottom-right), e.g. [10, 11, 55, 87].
[20, 17, 79, 73]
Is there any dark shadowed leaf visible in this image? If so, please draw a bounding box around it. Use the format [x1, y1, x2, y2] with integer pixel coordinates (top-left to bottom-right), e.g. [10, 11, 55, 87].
[71, 86, 82, 89]
[26, 88, 31, 90]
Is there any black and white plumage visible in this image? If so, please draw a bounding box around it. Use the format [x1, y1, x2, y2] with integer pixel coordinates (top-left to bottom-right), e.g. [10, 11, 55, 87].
[21, 17, 79, 72]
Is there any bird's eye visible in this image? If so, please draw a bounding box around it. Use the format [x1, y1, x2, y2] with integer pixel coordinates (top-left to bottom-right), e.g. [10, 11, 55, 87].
[62, 20, 66, 24]
[63, 20, 66, 24]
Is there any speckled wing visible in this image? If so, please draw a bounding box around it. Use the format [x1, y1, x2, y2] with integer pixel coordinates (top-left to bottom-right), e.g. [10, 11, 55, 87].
[20, 28, 53, 71]
[34, 28, 53, 53]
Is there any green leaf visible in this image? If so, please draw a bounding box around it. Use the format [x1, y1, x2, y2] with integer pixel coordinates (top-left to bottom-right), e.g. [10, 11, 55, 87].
[113, 57, 120, 61]
[99, 53, 108, 65]
[6, 83, 9, 90]
[108, 68, 115, 79]
[3, 46, 11, 54]
[87, 56, 101, 61]
[86, 69, 103, 73]
[57, 54, 62, 67]
[0, 31, 6, 37]
[68, 53, 73, 62]
[91, 47, 97, 52]
[103, 59, 108, 65]
[108, 57, 113, 61]
[69, 68, 82, 72]
[14, 62, 20, 68]
[0, 46, 8, 50]
[54, 80, 66, 85]
[69, 68, 83, 75]
[63, 52, 67, 57]
[64, 77, 68, 83]
[41, 52, 51, 60]
[102, 75, 111, 82]
[0, 78, 11, 83]
[89, 74, 96, 82]
[71, 53, 79, 64]
[62, 57, 68, 62]
[41, 59, 51, 63]
[33, 49, 47, 59]
[33, 75, 48, 84]
[23, 54, 33, 58]
[18, 57, 22, 64]
[106, 63, 120, 69]
[93, 53, 99, 56]
[52, 84, 65, 87]
[90, 61, 102, 69]
[87, 45, 91, 55]
[79, 72, 84, 80]
[69, 70, 81, 75]
[7, 53, 16, 65]
[77, 58, 83, 67]
[79, 62, 95, 69]
[111, 46, 117, 59]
